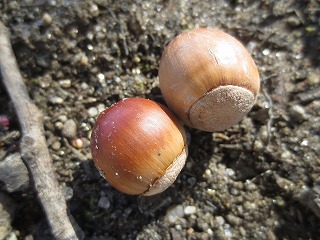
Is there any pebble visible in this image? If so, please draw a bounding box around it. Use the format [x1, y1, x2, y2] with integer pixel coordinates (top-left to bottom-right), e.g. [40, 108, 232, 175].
[41, 12, 53, 26]
[51, 140, 61, 150]
[0, 115, 10, 128]
[245, 180, 258, 191]
[36, 55, 50, 68]
[187, 177, 196, 186]
[230, 188, 240, 196]
[226, 214, 243, 226]
[59, 79, 72, 88]
[96, 103, 106, 113]
[114, 76, 121, 83]
[165, 205, 184, 224]
[72, 138, 84, 149]
[207, 189, 216, 196]
[57, 115, 68, 123]
[0, 153, 29, 192]
[223, 228, 232, 238]
[98, 196, 111, 210]
[215, 216, 225, 225]
[239, 226, 247, 237]
[54, 121, 64, 131]
[187, 228, 194, 235]
[184, 206, 196, 215]
[87, 107, 99, 118]
[89, 3, 99, 16]
[49, 96, 64, 105]
[307, 70, 320, 86]
[286, 16, 301, 27]
[81, 82, 89, 90]
[289, 105, 307, 122]
[225, 168, 235, 177]
[62, 119, 77, 139]
[207, 228, 213, 236]
[274, 174, 294, 191]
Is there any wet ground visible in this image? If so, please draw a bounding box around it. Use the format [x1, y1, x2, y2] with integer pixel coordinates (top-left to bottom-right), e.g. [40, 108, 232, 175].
[0, 0, 320, 239]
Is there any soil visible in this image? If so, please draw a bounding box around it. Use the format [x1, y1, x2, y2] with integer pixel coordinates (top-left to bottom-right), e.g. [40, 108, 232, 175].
[1, 0, 320, 239]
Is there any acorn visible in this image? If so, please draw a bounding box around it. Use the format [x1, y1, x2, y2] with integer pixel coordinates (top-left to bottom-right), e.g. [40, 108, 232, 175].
[90, 98, 187, 196]
[159, 28, 260, 132]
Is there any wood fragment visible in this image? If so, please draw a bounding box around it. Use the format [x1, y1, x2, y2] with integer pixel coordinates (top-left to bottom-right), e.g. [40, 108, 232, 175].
[0, 21, 82, 240]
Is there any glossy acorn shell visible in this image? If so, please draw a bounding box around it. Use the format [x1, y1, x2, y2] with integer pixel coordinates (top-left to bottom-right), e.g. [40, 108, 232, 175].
[90, 98, 187, 195]
[159, 28, 260, 132]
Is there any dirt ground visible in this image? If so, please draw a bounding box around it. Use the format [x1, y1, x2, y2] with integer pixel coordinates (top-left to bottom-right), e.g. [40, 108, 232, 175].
[1, 0, 320, 239]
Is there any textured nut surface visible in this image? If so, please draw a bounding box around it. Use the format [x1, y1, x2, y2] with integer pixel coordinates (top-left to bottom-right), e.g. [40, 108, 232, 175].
[159, 28, 260, 131]
[143, 147, 187, 196]
[91, 98, 188, 195]
[189, 85, 255, 131]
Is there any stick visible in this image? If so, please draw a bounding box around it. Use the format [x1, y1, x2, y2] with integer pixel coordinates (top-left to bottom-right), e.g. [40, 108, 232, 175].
[0, 21, 82, 240]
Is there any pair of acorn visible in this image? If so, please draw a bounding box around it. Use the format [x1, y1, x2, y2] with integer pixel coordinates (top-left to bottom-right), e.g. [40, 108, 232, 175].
[90, 28, 260, 196]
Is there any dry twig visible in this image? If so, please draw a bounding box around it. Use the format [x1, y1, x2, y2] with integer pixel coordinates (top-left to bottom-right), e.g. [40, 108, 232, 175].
[0, 21, 81, 239]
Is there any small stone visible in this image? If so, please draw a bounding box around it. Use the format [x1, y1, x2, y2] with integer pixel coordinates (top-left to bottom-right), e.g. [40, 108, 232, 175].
[72, 138, 84, 149]
[289, 105, 307, 122]
[207, 189, 216, 196]
[81, 82, 89, 90]
[97, 104, 106, 113]
[226, 214, 243, 226]
[41, 13, 53, 26]
[89, 3, 99, 16]
[215, 216, 225, 225]
[62, 119, 77, 139]
[133, 55, 141, 63]
[187, 228, 194, 235]
[226, 168, 235, 177]
[36, 54, 50, 68]
[274, 174, 294, 191]
[165, 205, 184, 224]
[0, 153, 29, 192]
[57, 115, 68, 123]
[187, 177, 196, 186]
[114, 76, 121, 83]
[184, 206, 196, 215]
[239, 226, 247, 237]
[51, 141, 61, 150]
[54, 121, 64, 131]
[98, 196, 111, 210]
[287, 16, 301, 27]
[223, 228, 232, 238]
[79, 53, 88, 65]
[0, 115, 10, 128]
[97, 73, 105, 81]
[87, 107, 99, 118]
[245, 180, 258, 191]
[307, 70, 320, 86]
[204, 169, 212, 177]
[49, 96, 64, 105]
[230, 188, 240, 196]
[254, 139, 264, 151]
[59, 79, 72, 88]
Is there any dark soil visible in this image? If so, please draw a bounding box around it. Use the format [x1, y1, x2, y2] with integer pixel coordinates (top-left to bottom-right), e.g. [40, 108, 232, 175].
[1, 0, 320, 239]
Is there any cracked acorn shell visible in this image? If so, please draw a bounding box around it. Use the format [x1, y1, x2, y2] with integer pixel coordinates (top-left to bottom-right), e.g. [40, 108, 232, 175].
[90, 98, 188, 196]
[159, 28, 260, 132]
